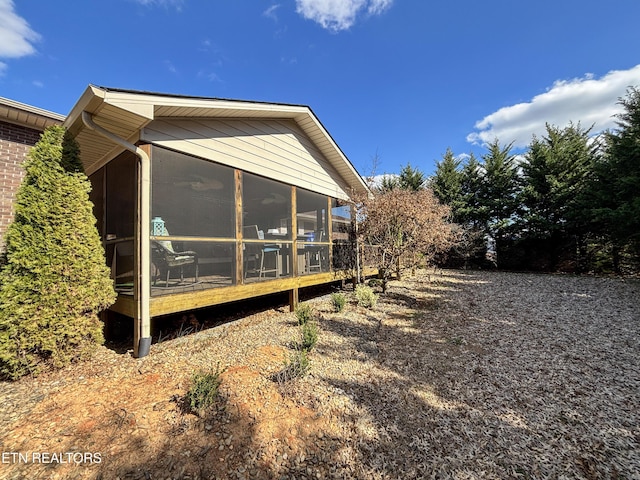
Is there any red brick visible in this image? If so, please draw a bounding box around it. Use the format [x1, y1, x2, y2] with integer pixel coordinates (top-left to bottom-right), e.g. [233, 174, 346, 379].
[0, 120, 45, 250]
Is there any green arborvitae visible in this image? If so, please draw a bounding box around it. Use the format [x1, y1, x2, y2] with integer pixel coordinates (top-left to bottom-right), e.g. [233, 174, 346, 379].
[60, 129, 84, 173]
[0, 125, 116, 380]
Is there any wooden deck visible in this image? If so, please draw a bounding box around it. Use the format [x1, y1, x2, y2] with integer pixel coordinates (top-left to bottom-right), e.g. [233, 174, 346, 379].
[109, 267, 377, 318]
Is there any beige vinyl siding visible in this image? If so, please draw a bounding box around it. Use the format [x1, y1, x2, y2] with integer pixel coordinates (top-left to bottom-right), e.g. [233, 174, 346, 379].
[141, 118, 351, 199]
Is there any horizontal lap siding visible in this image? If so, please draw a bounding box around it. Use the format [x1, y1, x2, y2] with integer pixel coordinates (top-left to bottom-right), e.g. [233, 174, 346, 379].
[142, 118, 351, 199]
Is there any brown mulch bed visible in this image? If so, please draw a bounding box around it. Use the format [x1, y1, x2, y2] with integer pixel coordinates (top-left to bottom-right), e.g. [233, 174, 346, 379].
[0, 270, 639, 479]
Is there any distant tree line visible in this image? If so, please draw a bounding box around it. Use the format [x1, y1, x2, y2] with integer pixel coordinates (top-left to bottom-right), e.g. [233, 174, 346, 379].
[429, 87, 640, 274]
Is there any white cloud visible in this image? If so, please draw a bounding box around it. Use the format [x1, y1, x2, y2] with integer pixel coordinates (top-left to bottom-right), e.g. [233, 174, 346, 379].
[164, 60, 177, 74]
[133, 0, 184, 10]
[367, 0, 393, 15]
[467, 64, 640, 149]
[206, 72, 221, 83]
[263, 4, 281, 21]
[0, 0, 40, 59]
[197, 70, 222, 83]
[295, 0, 393, 32]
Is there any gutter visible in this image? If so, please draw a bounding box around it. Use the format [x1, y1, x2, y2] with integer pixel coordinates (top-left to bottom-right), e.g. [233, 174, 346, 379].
[81, 111, 152, 358]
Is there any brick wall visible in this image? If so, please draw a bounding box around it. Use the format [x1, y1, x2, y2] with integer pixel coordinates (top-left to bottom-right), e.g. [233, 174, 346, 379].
[0, 120, 43, 251]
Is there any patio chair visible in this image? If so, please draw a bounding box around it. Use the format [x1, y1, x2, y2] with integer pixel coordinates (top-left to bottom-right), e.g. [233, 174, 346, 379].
[151, 239, 199, 287]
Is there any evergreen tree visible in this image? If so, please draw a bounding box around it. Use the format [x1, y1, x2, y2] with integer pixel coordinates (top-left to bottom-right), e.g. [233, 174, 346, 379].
[455, 153, 488, 267]
[378, 174, 399, 192]
[477, 139, 520, 264]
[429, 150, 489, 268]
[376, 163, 426, 193]
[458, 153, 483, 226]
[397, 163, 426, 191]
[430, 148, 462, 212]
[517, 123, 599, 270]
[520, 123, 597, 240]
[589, 87, 640, 271]
[478, 139, 519, 241]
[0, 126, 116, 379]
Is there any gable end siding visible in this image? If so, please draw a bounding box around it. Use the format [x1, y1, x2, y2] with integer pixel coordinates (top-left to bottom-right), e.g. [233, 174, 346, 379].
[141, 118, 352, 199]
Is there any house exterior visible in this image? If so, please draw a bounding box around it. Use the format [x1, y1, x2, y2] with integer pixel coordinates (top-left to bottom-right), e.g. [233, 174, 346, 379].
[0, 97, 65, 251]
[62, 86, 373, 357]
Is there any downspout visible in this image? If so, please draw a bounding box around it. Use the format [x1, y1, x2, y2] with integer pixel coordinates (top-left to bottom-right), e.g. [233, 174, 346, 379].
[81, 111, 152, 358]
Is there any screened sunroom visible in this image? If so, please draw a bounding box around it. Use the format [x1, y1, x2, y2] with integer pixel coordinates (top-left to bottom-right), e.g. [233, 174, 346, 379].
[91, 146, 357, 297]
[64, 86, 372, 357]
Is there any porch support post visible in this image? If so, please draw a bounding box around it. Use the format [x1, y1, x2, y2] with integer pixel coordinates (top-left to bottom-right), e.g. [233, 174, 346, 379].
[289, 288, 299, 312]
[235, 170, 244, 284]
[290, 186, 298, 312]
[327, 196, 333, 271]
[352, 203, 359, 286]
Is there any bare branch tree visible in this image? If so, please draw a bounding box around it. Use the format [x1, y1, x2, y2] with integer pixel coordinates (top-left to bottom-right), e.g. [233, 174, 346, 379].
[356, 188, 457, 292]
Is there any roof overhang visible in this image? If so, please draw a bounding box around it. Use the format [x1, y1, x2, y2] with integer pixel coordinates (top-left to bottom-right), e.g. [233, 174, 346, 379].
[0, 97, 65, 130]
[64, 85, 370, 197]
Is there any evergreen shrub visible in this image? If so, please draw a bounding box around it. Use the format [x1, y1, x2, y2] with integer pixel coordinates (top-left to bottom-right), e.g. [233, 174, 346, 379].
[301, 320, 318, 351]
[355, 284, 378, 309]
[295, 302, 313, 325]
[330, 292, 346, 312]
[186, 366, 223, 414]
[0, 126, 116, 379]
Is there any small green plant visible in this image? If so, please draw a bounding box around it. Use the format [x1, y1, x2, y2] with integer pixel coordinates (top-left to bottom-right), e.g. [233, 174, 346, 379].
[330, 292, 346, 312]
[295, 302, 313, 325]
[186, 366, 222, 414]
[367, 278, 382, 289]
[301, 320, 318, 351]
[274, 349, 310, 383]
[355, 284, 378, 309]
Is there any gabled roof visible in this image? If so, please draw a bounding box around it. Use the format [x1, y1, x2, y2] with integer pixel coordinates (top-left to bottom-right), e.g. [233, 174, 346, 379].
[0, 96, 64, 130]
[64, 85, 369, 196]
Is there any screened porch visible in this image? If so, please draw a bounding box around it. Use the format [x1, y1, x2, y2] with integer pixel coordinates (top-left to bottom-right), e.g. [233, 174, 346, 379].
[90, 145, 357, 312]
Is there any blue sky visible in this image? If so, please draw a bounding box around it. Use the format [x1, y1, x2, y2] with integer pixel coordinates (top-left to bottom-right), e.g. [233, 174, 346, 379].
[2, 0, 640, 178]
